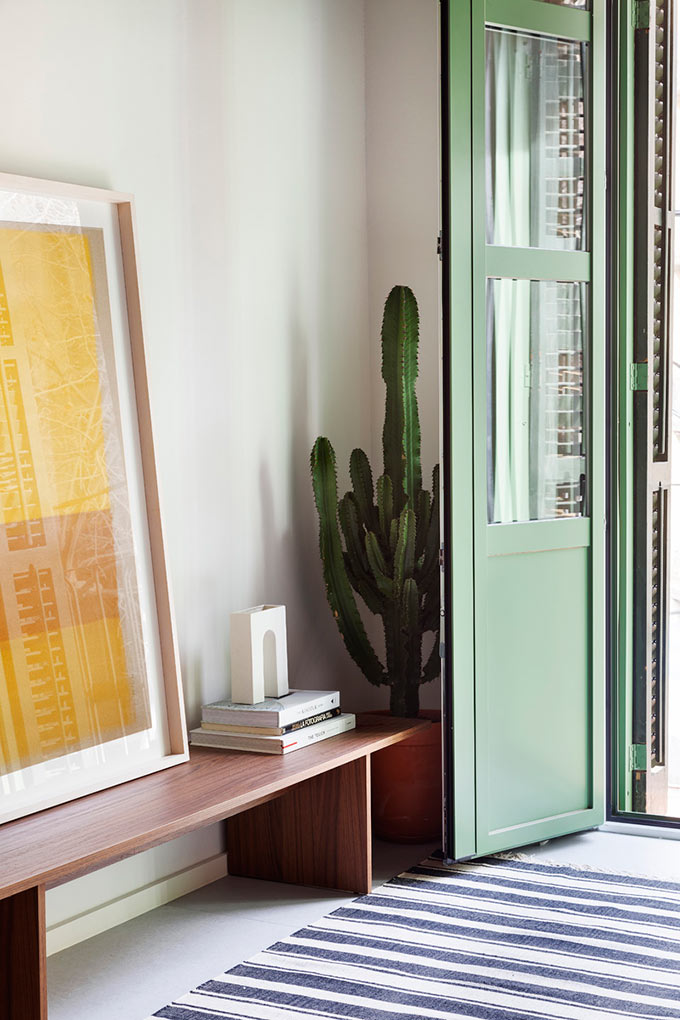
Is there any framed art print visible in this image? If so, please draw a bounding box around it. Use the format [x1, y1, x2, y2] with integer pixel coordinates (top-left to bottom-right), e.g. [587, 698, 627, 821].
[0, 173, 188, 823]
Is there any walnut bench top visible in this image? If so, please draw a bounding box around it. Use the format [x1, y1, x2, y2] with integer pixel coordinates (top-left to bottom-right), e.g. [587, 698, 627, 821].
[0, 715, 428, 900]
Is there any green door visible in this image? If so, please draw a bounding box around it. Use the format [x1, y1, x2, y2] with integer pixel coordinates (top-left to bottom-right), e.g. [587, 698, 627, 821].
[444, 0, 607, 859]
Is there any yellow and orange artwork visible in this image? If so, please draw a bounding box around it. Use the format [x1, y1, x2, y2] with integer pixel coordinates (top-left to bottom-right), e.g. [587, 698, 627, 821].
[0, 223, 150, 775]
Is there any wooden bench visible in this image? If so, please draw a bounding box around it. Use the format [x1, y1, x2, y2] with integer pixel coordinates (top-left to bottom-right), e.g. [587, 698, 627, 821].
[0, 715, 427, 1019]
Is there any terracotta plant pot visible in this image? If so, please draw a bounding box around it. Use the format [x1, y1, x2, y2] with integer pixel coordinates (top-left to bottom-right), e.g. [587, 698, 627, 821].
[368, 709, 442, 843]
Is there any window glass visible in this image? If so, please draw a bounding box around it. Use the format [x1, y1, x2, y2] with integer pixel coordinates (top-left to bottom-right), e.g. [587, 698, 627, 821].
[487, 279, 587, 523]
[486, 29, 588, 250]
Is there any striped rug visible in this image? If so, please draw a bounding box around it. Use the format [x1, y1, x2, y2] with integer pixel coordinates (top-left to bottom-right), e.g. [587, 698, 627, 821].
[149, 855, 680, 1019]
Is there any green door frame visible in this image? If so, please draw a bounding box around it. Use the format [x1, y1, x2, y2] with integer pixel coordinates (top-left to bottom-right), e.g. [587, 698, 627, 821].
[443, 0, 477, 859]
[610, 0, 635, 819]
[443, 0, 608, 860]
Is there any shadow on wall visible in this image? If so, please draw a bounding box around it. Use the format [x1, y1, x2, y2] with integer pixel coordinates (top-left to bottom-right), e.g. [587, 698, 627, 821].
[255, 290, 372, 701]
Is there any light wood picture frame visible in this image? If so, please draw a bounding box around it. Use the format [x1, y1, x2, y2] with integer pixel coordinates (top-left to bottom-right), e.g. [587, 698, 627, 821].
[0, 172, 188, 824]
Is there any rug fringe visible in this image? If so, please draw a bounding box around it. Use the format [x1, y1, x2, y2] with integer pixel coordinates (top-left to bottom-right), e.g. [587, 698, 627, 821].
[482, 850, 680, 883]
[414, 851, 680, 887]
[416, 850, 678, 884]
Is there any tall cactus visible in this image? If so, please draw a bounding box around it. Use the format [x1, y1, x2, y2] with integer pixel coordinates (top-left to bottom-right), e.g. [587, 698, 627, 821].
[311, 286, 440, 717]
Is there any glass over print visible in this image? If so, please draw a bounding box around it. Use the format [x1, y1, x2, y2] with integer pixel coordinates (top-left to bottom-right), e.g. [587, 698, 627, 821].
[0, 175, 186, 824]
[486, 29, 587, 250]
[0, 222, 152, 777]
[487, 279, 587, 524]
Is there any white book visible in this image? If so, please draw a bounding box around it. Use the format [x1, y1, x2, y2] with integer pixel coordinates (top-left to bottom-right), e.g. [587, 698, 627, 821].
[200, 706, 341, 736]
[190, 713, 356, 755]
[201, 689, 340, 728]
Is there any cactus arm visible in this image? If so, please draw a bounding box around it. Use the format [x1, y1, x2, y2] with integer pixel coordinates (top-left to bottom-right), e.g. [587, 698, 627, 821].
[418, 468, 440, 632]
[401, 577, 422, 680]
[344, 553, 384, 616]
[377, 474, 393, 547]
[338, 492, 370, 574]
[350, 448, 378, 534]
[311, 437, 385, 685]
[401, 576, 420, 633]
[421, 577, 440, 633]
[422, 604, 439, 635]
[381, 285, 421, 509]
[432, 463, 440, 497]
[421, 633, 441, 684]
[415, 488, 431, 561]
[430, 465, 440, 538]
[420, 483, 440, 580]
[394, 507, 416, 590]
[338, 494, 383, 615]
[381, 286, 407, 510]
[401, 289, 422, 506]
[389, 517, 399, 556]
[365, 531, 395, 599]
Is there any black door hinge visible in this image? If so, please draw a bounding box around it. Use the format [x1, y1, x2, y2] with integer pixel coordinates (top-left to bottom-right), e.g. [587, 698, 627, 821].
[437, 230, 443, 261]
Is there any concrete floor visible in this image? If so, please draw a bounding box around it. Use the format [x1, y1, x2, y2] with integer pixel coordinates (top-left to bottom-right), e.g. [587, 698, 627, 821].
[47, 838, 437, 1020]
[47, 829, 680, 1020]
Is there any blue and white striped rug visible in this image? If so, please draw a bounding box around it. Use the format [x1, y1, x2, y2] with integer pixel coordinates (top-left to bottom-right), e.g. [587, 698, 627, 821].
[149, 855, 680, 1019]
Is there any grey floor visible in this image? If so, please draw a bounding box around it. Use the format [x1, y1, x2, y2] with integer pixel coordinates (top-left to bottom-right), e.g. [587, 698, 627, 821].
[47, 838, 437, 1020]
[47, 830, 680, 1020]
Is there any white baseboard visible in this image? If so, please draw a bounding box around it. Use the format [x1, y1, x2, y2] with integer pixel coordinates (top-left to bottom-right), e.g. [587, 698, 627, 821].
[46, 852, 228, 956]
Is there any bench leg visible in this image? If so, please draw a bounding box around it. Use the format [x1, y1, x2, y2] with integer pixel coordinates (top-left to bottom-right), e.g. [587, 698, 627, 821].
[227, 755, 372, 895]
[0, 886, 47, 1020]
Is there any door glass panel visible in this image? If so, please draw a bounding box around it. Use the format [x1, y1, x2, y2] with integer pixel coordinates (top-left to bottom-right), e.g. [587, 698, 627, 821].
[487, 278, 587, 523]
[486, 29, 588, 251]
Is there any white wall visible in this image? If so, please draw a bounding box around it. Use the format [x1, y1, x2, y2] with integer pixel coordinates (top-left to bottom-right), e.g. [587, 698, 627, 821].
[0, 0, 440, 947]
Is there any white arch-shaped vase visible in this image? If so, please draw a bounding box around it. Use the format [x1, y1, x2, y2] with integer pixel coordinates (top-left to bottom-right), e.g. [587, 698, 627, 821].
[230, 604, 289, 704]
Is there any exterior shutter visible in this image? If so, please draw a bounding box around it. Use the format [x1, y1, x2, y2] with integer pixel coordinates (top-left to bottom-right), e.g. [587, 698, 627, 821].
[632, 0, 674, 813]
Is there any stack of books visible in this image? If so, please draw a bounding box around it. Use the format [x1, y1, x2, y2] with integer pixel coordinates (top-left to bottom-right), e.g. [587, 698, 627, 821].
[189, 689, 355, 755]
